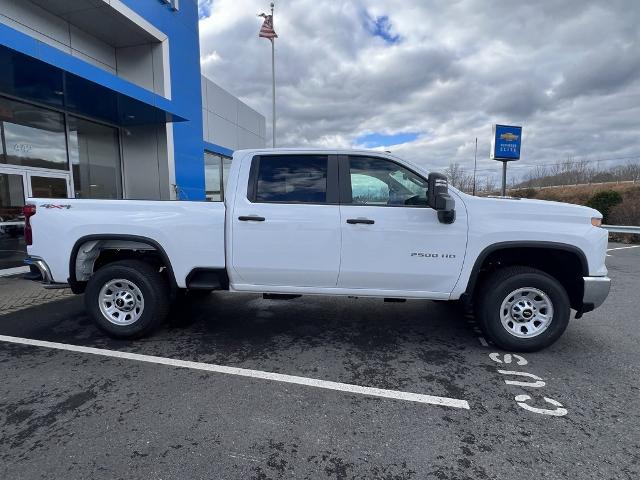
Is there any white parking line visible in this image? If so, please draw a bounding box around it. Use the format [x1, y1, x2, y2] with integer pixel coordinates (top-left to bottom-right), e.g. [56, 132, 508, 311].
[607, 245, 640, 252]
[0, 335, 470, 410]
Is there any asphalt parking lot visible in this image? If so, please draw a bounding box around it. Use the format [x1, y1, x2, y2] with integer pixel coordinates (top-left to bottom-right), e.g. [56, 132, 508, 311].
[1, 243, 639, 479]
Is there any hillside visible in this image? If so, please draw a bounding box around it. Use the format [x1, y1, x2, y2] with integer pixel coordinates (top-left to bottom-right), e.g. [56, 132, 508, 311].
[509, 182, 637, 205]
[507, 182, 639, 242]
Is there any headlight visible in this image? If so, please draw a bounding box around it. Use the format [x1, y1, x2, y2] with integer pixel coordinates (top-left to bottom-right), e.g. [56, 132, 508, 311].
[591, 217, 602, 227]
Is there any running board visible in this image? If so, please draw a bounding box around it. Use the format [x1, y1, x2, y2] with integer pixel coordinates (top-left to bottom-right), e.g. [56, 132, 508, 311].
[43, 283, 70, 290]
[263, 293, 302, 300]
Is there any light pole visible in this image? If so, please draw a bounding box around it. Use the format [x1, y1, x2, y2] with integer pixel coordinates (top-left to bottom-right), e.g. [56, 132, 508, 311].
[472, 137, 478, 196]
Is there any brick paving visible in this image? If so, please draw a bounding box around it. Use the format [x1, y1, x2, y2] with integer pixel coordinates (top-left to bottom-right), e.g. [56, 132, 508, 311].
[0, 275, 74, 315]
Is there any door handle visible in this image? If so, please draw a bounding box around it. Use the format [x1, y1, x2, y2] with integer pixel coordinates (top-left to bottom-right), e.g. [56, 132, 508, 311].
[346, 218, 375, 225]
[238, 215, 266, 222]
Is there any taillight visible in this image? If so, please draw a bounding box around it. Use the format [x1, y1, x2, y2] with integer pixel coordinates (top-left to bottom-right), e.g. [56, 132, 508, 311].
[23, 204, 36, 246]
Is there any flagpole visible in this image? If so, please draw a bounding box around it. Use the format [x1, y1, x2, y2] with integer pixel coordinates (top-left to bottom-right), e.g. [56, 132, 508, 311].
[270, 2, 276, 148]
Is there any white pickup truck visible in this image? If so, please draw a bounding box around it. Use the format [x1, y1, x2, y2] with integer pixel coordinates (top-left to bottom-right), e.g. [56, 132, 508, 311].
[24, 149, 610, 351]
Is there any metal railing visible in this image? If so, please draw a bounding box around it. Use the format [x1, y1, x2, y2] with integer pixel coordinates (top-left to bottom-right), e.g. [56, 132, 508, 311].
[603, 225, 640, 234]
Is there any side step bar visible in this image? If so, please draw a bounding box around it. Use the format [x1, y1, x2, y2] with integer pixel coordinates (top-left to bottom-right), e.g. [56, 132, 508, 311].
[263, 293, 302, 300]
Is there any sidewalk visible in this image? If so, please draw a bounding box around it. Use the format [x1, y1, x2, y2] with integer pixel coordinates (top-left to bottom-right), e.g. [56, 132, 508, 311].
[0, 275, 74, 316]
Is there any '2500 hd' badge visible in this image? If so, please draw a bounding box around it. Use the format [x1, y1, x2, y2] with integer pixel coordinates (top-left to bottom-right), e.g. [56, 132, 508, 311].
[411, 252, 456, 259]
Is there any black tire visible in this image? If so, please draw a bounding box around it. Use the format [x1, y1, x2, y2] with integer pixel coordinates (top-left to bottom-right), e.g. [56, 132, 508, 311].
[85, 260, 169, 339]
[477, 266, 570, 352]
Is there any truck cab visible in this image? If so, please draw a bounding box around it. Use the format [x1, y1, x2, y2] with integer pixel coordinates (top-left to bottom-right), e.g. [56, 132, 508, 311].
[228, 151, 464, 298]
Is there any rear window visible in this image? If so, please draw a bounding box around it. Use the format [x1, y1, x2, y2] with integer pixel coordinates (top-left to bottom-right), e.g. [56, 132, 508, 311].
[254, 155, 328, 203]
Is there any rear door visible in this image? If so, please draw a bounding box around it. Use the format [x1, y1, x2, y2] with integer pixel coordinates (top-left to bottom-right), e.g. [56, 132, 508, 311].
[338, 155, 467, 295]
[231, 153, 341, 288]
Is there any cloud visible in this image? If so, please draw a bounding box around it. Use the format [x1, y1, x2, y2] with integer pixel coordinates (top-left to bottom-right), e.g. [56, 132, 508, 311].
[198, 0, 640, 180]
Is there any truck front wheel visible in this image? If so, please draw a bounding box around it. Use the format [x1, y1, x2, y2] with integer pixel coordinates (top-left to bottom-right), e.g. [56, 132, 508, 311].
[85, 260, 169, 339]
[477, 266, 570, 352]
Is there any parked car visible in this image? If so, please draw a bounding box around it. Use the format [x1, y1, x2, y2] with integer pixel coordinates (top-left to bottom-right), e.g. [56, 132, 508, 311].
[24, 149, 610, 351]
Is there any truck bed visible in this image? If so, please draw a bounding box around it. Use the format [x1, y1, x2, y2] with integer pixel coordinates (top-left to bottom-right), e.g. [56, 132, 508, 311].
[27, 199, 226, 287]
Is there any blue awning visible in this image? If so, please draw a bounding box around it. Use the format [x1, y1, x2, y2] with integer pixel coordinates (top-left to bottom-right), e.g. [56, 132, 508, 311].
[0, 43, 186, 126]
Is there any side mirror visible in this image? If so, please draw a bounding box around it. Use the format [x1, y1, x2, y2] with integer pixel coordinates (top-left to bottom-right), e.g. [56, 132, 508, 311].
[427, 172, 456, 224]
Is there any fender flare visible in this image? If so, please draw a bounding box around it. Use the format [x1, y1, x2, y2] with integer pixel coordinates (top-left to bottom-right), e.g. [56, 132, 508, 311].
[462, 241, 589, 296]
[68, 234, 177, 290]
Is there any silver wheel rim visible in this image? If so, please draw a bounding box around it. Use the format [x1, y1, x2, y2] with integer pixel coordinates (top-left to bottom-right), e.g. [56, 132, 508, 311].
[499, 287, 553, 338]
[98, 279, 145, 326]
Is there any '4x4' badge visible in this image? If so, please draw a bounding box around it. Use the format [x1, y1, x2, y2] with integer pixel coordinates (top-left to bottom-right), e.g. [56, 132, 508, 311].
[41, 204, 71, 209]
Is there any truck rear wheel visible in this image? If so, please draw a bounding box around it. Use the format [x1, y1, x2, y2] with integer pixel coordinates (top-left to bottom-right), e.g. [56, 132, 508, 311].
[477, 266, 570, 352]
[85, 260, 169, 339]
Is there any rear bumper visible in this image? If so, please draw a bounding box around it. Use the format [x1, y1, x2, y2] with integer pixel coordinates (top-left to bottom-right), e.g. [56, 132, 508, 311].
[582, 276, 611, 312]
[23, 256, 53, 284]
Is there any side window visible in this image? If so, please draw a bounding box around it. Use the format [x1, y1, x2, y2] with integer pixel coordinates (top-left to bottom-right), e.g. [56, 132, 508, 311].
[348, 156, 428, 207]
[254, 155, 328, 203]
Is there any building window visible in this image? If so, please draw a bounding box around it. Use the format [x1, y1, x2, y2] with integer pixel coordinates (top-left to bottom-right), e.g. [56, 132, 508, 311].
[205, 152, 232, 201]
[0, 97, 67, 170]
[68, 116, 121, 199]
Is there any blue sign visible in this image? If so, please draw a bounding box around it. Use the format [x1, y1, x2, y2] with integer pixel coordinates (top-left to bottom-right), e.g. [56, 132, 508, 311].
[491, 124, 522, 161]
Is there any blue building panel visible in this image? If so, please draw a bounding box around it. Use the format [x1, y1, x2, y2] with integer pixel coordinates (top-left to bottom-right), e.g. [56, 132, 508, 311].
[204, 141, 234, 158]
[120, 0, 206, 200]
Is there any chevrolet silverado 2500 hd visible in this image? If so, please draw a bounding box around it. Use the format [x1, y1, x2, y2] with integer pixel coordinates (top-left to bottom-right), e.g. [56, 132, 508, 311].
[24, 149, 610, 351]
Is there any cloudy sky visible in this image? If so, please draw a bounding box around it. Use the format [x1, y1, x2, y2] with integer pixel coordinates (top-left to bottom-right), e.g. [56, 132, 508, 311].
[198, 0, 640, 183]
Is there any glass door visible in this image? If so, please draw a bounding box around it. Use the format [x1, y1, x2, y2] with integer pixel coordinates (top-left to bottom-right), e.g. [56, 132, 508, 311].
[0, 168, 27, 269]
[0, 169, 72, 270]
[26, 172, 71, 198]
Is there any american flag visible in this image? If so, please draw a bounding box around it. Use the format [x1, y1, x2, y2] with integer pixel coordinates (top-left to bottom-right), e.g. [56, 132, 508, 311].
[258, 13, 277, 40]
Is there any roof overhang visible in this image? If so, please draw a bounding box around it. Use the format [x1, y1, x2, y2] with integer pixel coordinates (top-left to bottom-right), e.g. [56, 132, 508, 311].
[0, 40, 186, 126]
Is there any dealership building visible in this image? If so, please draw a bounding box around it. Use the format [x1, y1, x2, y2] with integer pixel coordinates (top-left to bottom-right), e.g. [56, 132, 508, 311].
[0, 0, 266, 269]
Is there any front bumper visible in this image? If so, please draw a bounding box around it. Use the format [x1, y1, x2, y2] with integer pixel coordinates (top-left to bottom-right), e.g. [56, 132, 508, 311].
[582, 276, 611, 312]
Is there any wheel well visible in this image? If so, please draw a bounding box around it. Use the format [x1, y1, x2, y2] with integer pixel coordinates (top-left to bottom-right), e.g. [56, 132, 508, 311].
[466, 246, 586, 311]
[69, 236, 177, 293]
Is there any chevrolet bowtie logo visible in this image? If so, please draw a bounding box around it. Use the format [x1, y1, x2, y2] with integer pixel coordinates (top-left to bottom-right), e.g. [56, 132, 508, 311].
[500, 132, 519, 142]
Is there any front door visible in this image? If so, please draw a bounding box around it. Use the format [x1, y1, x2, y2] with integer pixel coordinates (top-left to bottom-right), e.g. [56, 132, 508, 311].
[231, 153, 342, 288]
[338, 155, 467, 296]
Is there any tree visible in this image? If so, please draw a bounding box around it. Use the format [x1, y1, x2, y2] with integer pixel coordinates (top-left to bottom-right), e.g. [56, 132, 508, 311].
[585, 190, 623, 223]
[444, 162, 474, 193]
[483, 176, 497, 193]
